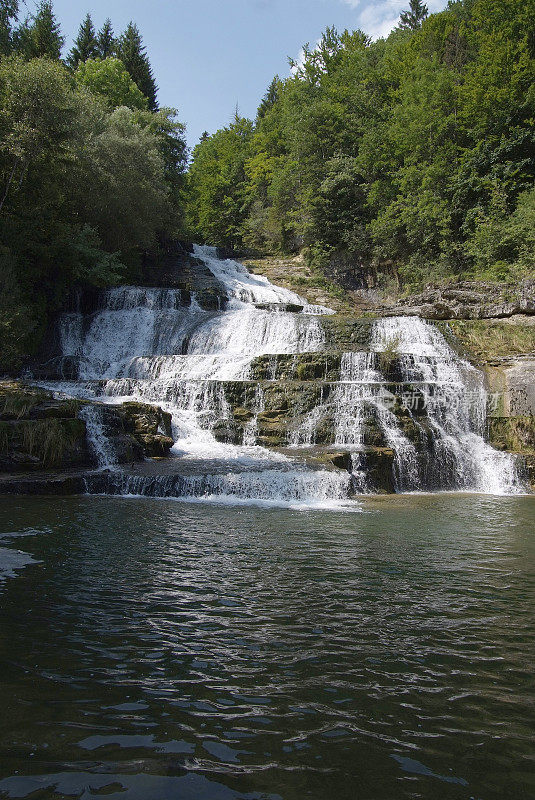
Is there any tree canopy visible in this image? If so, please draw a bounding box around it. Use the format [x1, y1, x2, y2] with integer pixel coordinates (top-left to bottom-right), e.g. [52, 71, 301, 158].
[66, 13, 98, 69]
[186, 0, 535, 292]
[116, 22, 158, 111]
[0, 1, 186, 372]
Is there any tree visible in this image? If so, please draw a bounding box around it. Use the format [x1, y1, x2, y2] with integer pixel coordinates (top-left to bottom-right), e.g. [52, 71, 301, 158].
[67, 13, 98, 69]
[187, 116, 253, 247]
[0, 55, 186, 372]
[97, 18, 115, 59]
[26, 1, 64, 59]
[75, 57, 148, 110]
[116, 22, 157, 111]
[79, 106, 174, 253]
[0, 57, 76, 213]
[0, 0, 18, 54]
[399, 0, 429, 31]
[256, 76, 280, 121]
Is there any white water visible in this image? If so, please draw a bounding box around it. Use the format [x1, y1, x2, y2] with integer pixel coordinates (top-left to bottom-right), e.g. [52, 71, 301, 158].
[291, 315, 523, 494]
[42, 246, 524, 501]
[192, 244, 334, 315]
[79, 405, 118, 469]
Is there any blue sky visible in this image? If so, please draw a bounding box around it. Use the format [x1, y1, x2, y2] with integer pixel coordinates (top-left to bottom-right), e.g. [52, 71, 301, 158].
[44, 0, 446, 149]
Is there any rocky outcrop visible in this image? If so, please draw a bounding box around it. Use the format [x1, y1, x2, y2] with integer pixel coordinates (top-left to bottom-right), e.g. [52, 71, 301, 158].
[0, 384, 87, 472]
[382, 281, 535, 321]
[0, 383, 174, 475]
[477, 351, 535, 489]
[116, 402, 174, 458]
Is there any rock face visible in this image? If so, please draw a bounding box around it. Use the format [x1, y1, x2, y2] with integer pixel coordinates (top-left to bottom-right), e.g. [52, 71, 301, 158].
[116, 402, 174, 458]
[483, 358, 535, 488]
[0, 383, 174, 474]
[382, 281, 535, 321]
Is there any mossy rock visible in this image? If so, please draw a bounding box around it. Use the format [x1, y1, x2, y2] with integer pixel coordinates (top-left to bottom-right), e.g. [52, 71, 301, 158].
[320, 317, 374, 351]
[489, 416, 535, 454]
[119, 401, 173, 439]
[137, 434, 175, 457]
[354, 448, 396, 493]
[232, 406, 254, 422]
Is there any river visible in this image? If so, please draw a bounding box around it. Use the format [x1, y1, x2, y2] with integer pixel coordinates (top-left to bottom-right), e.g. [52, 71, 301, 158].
[0, 493, 533, 799]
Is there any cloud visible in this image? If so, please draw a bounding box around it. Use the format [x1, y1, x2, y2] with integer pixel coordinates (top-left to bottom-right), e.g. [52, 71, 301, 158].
[338, 0, 447, 40]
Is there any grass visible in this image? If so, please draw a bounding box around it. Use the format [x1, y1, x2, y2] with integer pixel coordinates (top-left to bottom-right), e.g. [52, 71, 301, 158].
[0, 386, 46, 419]
[0, 418, 81, 468]
[489, 417, 535, 454]
[448, 320, 535, 360]
[377, 334, 402, 372]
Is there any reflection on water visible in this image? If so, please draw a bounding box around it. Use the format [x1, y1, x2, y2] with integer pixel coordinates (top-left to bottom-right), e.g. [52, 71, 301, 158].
[0, 494, 534, 799]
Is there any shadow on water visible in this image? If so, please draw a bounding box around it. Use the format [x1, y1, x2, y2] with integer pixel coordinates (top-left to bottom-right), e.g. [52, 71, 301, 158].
[0, 493, 534, 799]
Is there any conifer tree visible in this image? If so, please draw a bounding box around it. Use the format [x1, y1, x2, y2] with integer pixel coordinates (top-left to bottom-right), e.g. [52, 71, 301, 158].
[67, 13, 98, 68]
[116, 22, 157, 111]
[27, 1, 64, 59]
[399, 0, 429, 30]
[0, 0, 18, 55]
[256, 76, 280, 121]
[97, 18, 115, 59]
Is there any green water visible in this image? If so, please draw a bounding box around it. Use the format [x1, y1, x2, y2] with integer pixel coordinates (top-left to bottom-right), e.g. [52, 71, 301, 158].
[0, 494, 534, 799]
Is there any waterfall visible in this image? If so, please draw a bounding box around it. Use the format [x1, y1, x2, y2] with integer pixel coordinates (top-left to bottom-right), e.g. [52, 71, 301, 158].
[79, 405, 118, 469]
[38, 246, 525, 502]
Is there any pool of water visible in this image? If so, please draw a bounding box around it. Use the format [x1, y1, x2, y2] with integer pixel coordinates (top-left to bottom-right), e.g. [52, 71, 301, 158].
[0, 493, 534, 799]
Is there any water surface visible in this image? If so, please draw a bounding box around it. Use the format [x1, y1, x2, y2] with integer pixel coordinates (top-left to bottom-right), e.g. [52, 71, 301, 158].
[0, 494, 534, 799]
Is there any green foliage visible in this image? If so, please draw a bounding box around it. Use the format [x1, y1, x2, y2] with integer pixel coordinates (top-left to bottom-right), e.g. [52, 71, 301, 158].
[378, 334, 403, 372]
[75, 57, 148, 110]
[0, 53, 186, 373]
[66, 12, 98, 69]
[0, 0, 18, 55]
[24, 1, 64, 60]
[398, 1, 429, 31]
[97, 19, 115, 59]
[116, 22, 157, 111]
[185, 0, 535, 293]
[186, 116, 254, 247]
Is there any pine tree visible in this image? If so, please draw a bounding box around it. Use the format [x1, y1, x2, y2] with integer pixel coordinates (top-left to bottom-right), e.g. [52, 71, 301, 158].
[27, 1, 64, 59]
[116, 22, 157, 111]
[256, 76, 280, 121]
[97, 18, 115, 59]
[67, 13, 98, 68]
[0, 0, 18, 54]
[398, 0, 429, 31]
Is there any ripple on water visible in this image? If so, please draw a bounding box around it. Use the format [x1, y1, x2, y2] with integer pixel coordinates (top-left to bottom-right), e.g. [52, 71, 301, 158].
[0, 494, 533, 800]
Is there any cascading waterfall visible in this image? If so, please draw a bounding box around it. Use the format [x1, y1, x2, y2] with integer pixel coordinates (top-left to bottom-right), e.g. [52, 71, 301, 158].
[79, 405, 118, 470]
[38, 245, 524, 503]
[291, 315, 522, 493]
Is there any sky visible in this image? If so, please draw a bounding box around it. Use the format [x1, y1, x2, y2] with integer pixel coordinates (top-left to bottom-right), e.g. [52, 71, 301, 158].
[42, 0, 447, 149]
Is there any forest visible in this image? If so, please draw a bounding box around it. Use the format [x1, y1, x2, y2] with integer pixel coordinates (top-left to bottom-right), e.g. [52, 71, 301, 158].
[0, 0, 534, 372]
[0, 1, 187, 371]
[187, 0, 535, 291]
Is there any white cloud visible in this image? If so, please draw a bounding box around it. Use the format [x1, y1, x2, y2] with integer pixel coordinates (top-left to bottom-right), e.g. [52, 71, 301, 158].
[338, 0, 447, 40]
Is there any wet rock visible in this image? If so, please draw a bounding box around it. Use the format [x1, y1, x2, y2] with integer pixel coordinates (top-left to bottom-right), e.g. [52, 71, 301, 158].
[484, 359, 535, 416]
[321, 317, 374, 350]
[328, 452, 353, 471]
[354, 448, 396, 494]
[0, 473, 88, 495]
[255, 302, 304, 313]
